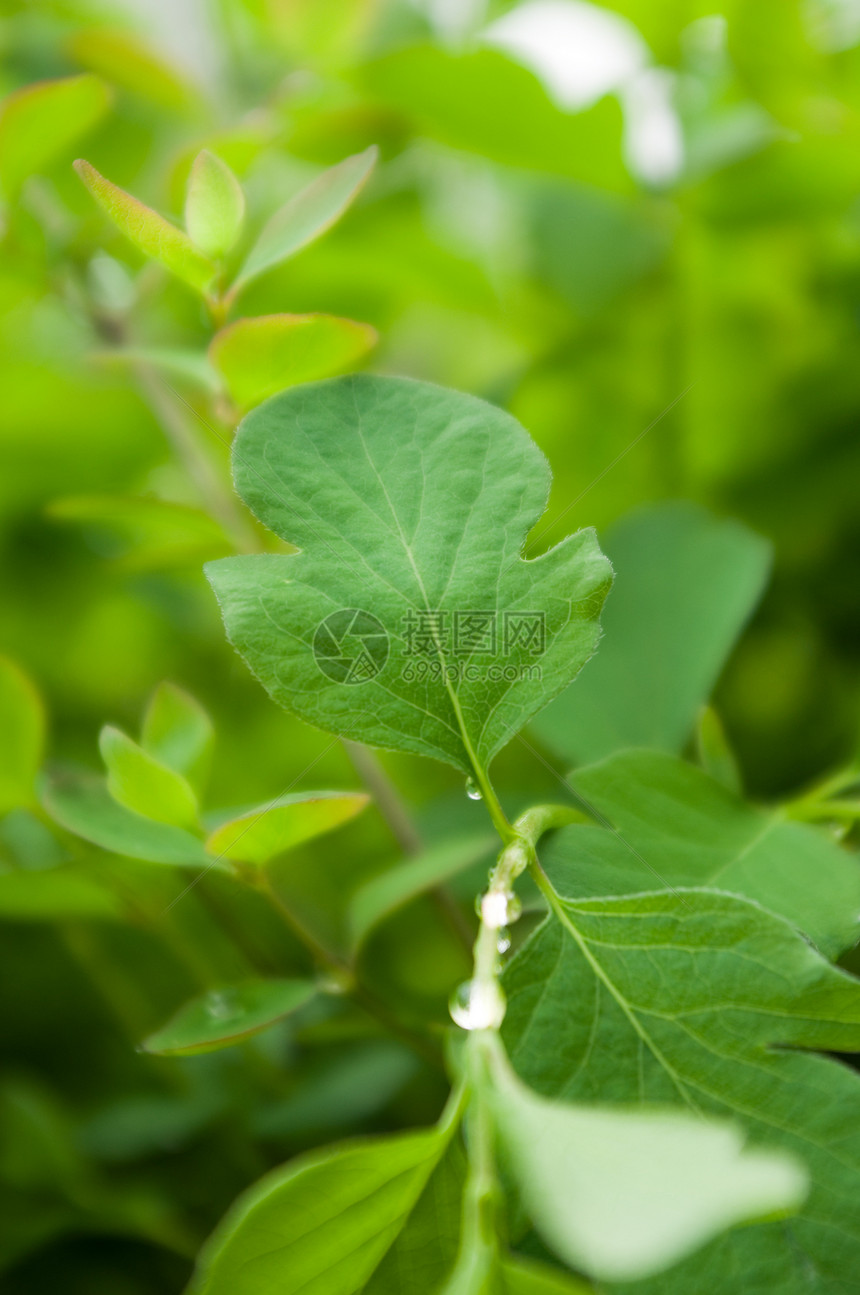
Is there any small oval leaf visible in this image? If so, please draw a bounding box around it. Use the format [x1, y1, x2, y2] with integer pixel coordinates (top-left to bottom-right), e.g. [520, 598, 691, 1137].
[231, 145, 377, 295]
[99, 725, 199, 829]
[205, 791, 369, 867]
[142, 978, 317, 1056]
[141, 683, 214, 796]
[42, 769, 215, 869]
[185, 149, 245, 259]
[74, 158, 215, 292]
[209, 313, 377, 409]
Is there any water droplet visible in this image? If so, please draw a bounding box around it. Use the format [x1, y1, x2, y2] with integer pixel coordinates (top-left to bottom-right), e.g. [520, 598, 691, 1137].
[479, 889, 522, 929]
[465, 777, 483, 801]
[205, 990, 236, 1021]
[496, 931, 511, 955]
[448, 978, 506, 1031]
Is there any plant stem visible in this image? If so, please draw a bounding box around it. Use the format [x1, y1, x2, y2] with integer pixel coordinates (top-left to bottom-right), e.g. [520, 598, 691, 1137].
[461, 803, 578, 1031]
[256, 874, 443, 1070]
[134, 363, 257, 554]
[343, 740, 423, 854]
[343, 740, 474, 951]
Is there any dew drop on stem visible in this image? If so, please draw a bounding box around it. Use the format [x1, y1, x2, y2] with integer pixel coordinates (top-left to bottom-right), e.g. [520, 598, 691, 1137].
[449, 978, 506, 1031]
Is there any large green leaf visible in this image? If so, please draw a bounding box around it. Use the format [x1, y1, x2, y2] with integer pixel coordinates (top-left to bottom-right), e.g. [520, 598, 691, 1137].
[0, 658, 44, 814]
[0, 74, 111, 197]
[232, 146, 377, 295]
[206, 375, 612, 776]
[189, 1123, 455, 1293]
[357, 46, 627, 189]
[142, 978, 317, 1056]
[502, 886, 860, 1293]
[74, 159, 216, 293]
[532, 504, 771, 764]
[552, 748, 860, 957]
[487, 1039, 804, 1283]
[42, 770, 215, 869]
[209, 313, 377, 409]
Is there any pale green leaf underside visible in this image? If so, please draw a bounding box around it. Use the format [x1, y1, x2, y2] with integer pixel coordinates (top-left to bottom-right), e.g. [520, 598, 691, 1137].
[142, 978, 317, 1055]
[533, 503, 771, 764]
[206, 375, 612, 774]
[490, 1043, 805, 1283]
[557, 748, 860, 957]
[502, 887, 860, 1293]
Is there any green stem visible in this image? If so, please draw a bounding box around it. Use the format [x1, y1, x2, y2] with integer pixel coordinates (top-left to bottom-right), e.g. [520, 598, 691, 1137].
[134, 363, 257, 554]
[453, 803, 578, 1037]
[343, 739, 474, 951]
[256, 874, 444, 1070]
[445, 1037, 500, 1292]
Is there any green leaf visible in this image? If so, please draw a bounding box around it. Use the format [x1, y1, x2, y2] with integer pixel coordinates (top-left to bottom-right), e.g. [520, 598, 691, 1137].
[357, 46, 627, 188]
[501, 887, 860, 1292]
[184, 150, 245, 260]
[206, 374, 613, 776]
[695, 705, 742, 793]
[141, 682, 214, 796]
[533, 504, 771, 764]
[209, 313, 377, 410]
[231, 146, 377, 295]
[499, 1257, 590, 1294]
[189, 1123, 453, 1293]
[74, 159, 216, 293]
[204, 791, 369, 867]
[99, 725, 199, 829]
[556, 747, 860, 957]
[0, 658, 45, 814]
[47, 494, 230, 572]
[142, 978, 317, 1056]
[65, 27, 193, 113]
[0, 75, 111, 197]
[487, 1038, 805, 1283]
[42, 769, 215, 869]
[349, 832, 495, 950]
[0, 868, 121, 922]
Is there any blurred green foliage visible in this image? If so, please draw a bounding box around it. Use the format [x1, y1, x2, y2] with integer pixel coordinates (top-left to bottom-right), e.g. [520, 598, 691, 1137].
[2, 0, 860, 1289]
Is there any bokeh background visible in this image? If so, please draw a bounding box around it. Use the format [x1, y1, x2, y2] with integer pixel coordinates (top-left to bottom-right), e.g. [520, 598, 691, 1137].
[2, 0, 860, 1290]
